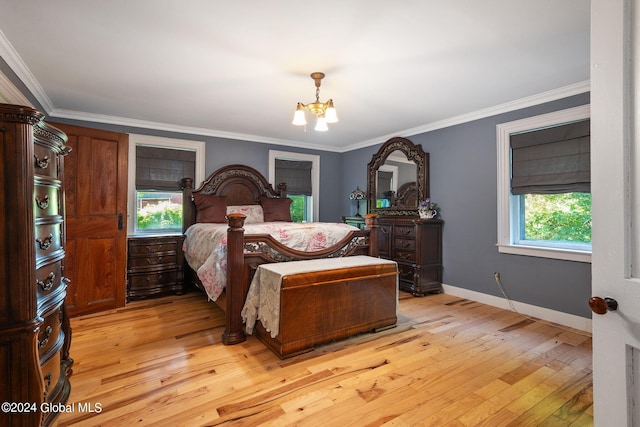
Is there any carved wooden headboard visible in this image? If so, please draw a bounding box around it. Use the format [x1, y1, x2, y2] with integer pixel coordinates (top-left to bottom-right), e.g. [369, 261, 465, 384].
[181, 164, 286, 231]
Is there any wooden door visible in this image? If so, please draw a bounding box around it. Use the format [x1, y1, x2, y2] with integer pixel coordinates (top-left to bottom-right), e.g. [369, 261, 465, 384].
[52, 123, 128, 316]
[591, 0, 640, 424]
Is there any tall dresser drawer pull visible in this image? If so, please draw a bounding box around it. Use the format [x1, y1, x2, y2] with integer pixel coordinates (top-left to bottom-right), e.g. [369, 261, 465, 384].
[36, 234, 53, 250]
[38, 326, 53, 349]
[37, 272, 56, 291]
[146, 275, 162, 284]
[146, 257, 161, 265]
[36, 195, 50, 209]
[34, 154, 50, 169]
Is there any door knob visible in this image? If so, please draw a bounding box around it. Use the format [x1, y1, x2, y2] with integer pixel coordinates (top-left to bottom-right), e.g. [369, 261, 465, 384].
[589, 296, 618, 315]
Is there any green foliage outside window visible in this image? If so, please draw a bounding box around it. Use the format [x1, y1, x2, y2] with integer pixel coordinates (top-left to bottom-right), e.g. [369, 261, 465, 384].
[523, 193, 591, 243]
[137, 200, 183, 230]
[288, 195, 305, 222]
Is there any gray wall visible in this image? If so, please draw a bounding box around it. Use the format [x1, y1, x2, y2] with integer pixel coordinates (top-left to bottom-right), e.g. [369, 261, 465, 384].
[342, 93, 592, 318]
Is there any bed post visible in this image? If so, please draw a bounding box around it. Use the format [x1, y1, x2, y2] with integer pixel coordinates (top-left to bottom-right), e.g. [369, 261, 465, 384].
[277, 182, 287, 198]
[365, 213, 379, 257]
[181, 178, 196, 233]
[223, 213, 247, 345]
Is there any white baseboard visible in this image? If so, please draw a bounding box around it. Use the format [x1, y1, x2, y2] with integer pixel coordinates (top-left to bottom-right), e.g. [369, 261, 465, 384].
[441, 283, 592, 333]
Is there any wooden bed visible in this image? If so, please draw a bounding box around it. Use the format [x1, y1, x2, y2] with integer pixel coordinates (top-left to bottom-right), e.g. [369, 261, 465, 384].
[181, 164, 380, 347]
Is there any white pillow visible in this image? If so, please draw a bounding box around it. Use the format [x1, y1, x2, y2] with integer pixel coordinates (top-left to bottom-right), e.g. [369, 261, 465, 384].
[226, 205, 264, 223]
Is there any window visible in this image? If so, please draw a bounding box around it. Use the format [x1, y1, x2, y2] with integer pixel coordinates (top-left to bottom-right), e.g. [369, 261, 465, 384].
[497, 105, 591, 262]
[269, 150, 319, 222]
[128, 135, 205, 234]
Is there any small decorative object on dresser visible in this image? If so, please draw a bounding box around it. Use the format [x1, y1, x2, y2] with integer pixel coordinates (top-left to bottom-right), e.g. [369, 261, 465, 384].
[0, 104, 73, 426]
[418, 198, 440, 220]
[127, 234, 186, 300]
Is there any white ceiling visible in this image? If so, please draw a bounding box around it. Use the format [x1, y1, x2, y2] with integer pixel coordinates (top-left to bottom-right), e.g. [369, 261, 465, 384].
[0, 1, 590, 152]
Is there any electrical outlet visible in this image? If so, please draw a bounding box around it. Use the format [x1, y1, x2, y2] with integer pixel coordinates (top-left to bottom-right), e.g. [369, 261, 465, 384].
[494, 272, 501, 281]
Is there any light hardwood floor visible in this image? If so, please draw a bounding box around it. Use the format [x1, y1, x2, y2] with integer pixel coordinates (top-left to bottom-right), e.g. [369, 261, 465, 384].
[56, 291, 593, 426]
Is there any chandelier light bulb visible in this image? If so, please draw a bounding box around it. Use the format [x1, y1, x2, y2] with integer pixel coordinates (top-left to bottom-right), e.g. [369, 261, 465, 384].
[292, 103, 307, 126]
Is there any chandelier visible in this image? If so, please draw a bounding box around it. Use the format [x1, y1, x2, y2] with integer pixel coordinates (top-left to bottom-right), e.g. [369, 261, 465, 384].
[292, 72, 338, 132]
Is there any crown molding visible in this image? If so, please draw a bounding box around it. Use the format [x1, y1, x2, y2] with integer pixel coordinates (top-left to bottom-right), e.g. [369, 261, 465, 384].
[341, 80, 591, 152]
[0, 30, 54, 112]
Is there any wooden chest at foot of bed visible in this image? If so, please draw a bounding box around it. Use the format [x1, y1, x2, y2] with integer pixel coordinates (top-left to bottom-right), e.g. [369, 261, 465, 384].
[252, 257, 398, 358]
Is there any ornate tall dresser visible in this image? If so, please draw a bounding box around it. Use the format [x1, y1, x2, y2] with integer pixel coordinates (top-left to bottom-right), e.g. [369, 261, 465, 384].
[0, 104, 73, 426]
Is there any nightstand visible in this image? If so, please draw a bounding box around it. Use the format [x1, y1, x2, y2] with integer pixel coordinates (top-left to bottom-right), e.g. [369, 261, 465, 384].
[127, 234, 186, 300]
[341, 216, 366, 230]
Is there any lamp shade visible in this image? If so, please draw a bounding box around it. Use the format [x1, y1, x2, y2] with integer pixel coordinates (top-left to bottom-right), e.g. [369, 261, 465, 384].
[314, 115, 328, 132]
[349, 186, 366, 200]
[292, 104, 307, 125]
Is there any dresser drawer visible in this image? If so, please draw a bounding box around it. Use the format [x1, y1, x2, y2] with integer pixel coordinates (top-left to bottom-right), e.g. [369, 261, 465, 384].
[38, 306, 62, 358]
[394, 225, 415, 238]
[397, 264, 416, 282]
[34, 182, 61, 218]
[393, 237, 415, 251]
[33, 143, 60, 180]
[35, 223, 62, 257]
[36, 260, 64, 299]
[394, 250, 416, 262]
[129, 239, 179, 255]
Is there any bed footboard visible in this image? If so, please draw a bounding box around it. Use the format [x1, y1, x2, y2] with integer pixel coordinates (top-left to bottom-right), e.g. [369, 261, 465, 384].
[222, 213, 379, 345]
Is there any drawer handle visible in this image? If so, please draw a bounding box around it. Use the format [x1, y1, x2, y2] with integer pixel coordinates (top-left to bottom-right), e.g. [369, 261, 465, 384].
[402, 230, 412, 236]
[36, 234, 54, 250]
[401, 242, 411, 248]
[380, 227, 390, 234]
[146, 245, 165, 252]
[398, 253, 412, 260]
[36, 195, 50, 209]
[38, 325, 53, 349]
[36, 271, 56, 291]
[146, 257, 161, 265]
[34, 155, 50, 170]
[146, 275, 162, 284]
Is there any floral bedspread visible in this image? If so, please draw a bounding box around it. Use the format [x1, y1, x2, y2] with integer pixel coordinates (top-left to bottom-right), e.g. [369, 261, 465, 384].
[182, 222, 360, 301]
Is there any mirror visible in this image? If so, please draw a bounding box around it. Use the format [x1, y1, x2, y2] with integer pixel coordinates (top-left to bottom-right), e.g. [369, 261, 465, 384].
[367, 137, 429, 215]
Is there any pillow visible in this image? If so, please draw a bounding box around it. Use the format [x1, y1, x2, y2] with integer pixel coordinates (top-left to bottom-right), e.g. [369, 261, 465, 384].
[226, 205, 264, 223]
[260, 196, 293, 222]
[193, 194, 227, 223]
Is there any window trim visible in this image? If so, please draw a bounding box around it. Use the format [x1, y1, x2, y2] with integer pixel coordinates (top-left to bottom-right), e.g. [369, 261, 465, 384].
[269, 150, 319, 222]
[128, 134, 205, 235]
[496, 104, 591, 263]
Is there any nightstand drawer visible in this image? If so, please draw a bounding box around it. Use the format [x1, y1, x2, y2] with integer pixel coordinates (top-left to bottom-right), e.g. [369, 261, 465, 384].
[128, 270, 179, 289]
[128, 240, 179, 255]
[128, 254, 178, 269]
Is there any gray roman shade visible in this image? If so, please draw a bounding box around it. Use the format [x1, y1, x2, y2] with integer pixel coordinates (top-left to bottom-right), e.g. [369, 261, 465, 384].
[510, 119, 590, 195]
[275, 159, 312, 195]
[136, 146, 195, 191]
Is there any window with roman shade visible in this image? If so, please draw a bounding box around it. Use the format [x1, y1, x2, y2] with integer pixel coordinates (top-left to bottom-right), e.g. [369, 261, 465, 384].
[275, 159, 312, 195]
[136, 146, 196, 191]
[510, 119, 590, 195]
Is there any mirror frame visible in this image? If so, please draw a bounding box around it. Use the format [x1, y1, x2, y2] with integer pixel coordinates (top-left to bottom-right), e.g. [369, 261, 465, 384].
[367, 136, 430, 216]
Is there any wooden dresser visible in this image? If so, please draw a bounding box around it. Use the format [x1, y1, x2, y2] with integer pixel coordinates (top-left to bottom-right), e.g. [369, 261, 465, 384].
[0, 104, 73, 426]
[127, 234, 186, 300]
[376, 215, 443, 296]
